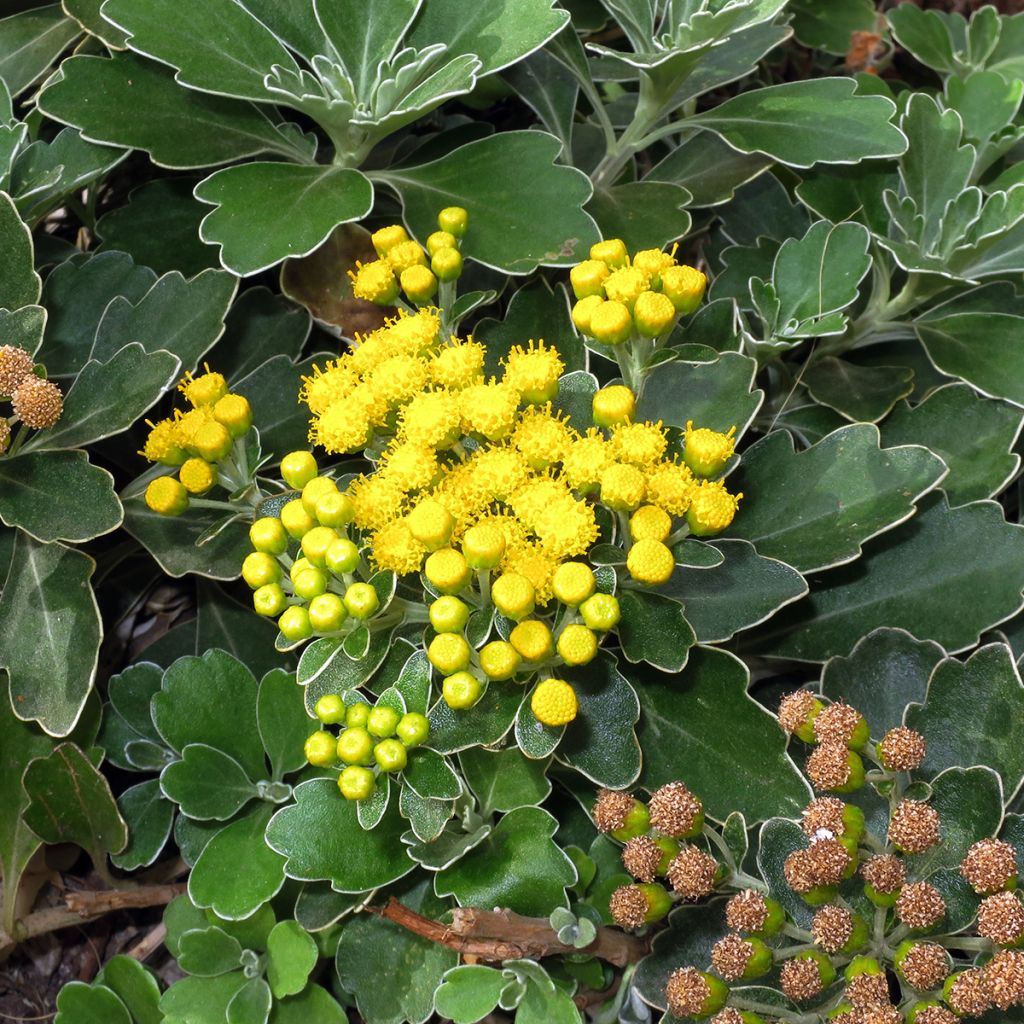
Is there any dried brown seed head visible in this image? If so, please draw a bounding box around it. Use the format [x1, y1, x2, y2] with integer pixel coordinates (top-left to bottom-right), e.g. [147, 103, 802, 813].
[888, 800, 941, 854]
[861, 854, 905, 894]
[947, 968, 992, 1016]
[961, 837, 1018, 895]
[710, 933, 754, 982]
[709, 1010, 744, 1024]
[828, 1013, 859, 1024]
[784, 849, 817, 894]
[608, 885, 649, 929]
[811, 904, 854, 954]
[779, 690, 818, 734]
[780, 957, 824, 1002]
[0, 345, 34, 396]
[622, 836, 662, 883]
[978, 890, 1024, 946]
[801, 796, 847, 837]
[666, 845, 717, 901]
[983, 948, 1024, 1010]
[861, 1008, 901, 1024]
[806, 836, 852, 885]
[813, 701, 863, 745]
[806, 742, 853, 790]
[878, 726, 926, 771]
[0, 418, 9, 454]
[725, 889, 768, 932]
[12, 376, 63, 430]
[896, 881, 946, 930]
[898, 942, 949, 990]
[665, 967, 711, 1018]
[593, 788, 636, 834]
[846, 972, 891, 1008]
[648, 781, 702, 837]
[911, 1008, 957, 1024]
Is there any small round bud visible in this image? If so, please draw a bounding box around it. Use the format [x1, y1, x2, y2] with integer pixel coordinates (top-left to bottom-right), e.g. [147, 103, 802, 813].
[301, 525, 340, 568]
[977, 890, 1024, 946]
[252, 583, 286, 617]
[281, 450, 318, 489]
[400, 264, 438, 303]
[509, 619, 553, 663]
[315, 491, 355, 528]
[711, 933, 773, 981]
[278, 605, 313, 642]
[308, 593, 346, 632]
[665, 967, 729, 1019]
[293, 567, 328, 600]
[626, 537, 675, 585]
[683, 422, 736, 478]
[531, 678, 578, 727]
[325, 538, 360, 575]
[725, 889, 786, 937]
[178, 457, 218, 495]
[280, 498, 316, 539]
[888, 800, 941, 854]
[661, 264, 707, 313]
[12, 376, 63, 429]
[479, 640, 521, 681]
[338, 764, 375, 801]
[346, 703, 371, 728]
[145, 476, 189, 516]
[424, 547, 471, 594]
[686, 481, 741, 536]
[429, 596, 471, 634]
[336, 727, 375, 766]
[896, 881, 946, 931]
[556, 623, 598, 666]
[314, 694, 346, 725]
[212, 393, 252, 437]
[442, 670, 483, 710]
[192, 421, 233, 462]
[0, 345, 34, 396]
[301, 476, 338, 516]
[343, 581, 379, 619]
[666, 844, 717, 900]
[407, 499, 455, 551]
[592, 384, 636, 427]
[944, 969, 992, 1017]
[593, 788, 650, 841]
[427, 632, 472, 675]
[250, 516, 288, 555]
[588, 300, 632, 345]
[426, 230, 457, 256]
[981, 948, 1024, 1010]
[431, 246, 463, 283]
[633, 290, 677, 337]
[961, 837, 1019, 895]
[374, 737, 408, 773]
[600, 461, 646, 511]
[571, 294, 604, 335]
[622, 835, 678, 882]
[242, 552, 281, 589]
[367, 705, 400, 739]
[609, 882, 672, 928]
[491, 572, 536, 621]
[580, 593, 621, 632]
[461, 523, 506, 569]
[812, 701, 870, 750]
[396, 712, 430, 748]
[371, 224, 409, 256]
[630, 505, 672, 543]
[589, 238, 628, 268]
[778, 690, 824, 743]
[780, 952, 835, 1003]
[437, 206, 468, 237]
[879, 726, 927, 772]
[570, 259, 610, 300]
[303, 730, 336, 767]
[648, 781, 704, 839]
[895, 940, 951, 991]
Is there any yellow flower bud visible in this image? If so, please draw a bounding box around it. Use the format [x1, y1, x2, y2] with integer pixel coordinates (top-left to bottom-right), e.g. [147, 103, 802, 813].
[557, 623, 598, 666]
[407, 499, 455, 551]
[424, 548, 472, 594]
[371, 224, 409, 256]
[437, 206, 468, 238]
[193, 421, 233, 462]
[401, 264, 438, 303]
[479, 640, 521, 680]
[592, 385, 636, 427]
[551, 561, 596, 606]
[590, 238, 628, 268]
[386, 240, 428, 274]
[301, 525, 339, 567]
[630, 505, 672, 543]
[431, 247, 463, 283]
[570, 259, 610, 300]
[491, 572, 535, 621]
[661, 264, 707, 314]
[250, 516, 288, 555]
[632, 247, 677, 287]
[633, 290, 677, 338]
[509, 619, 554, 662]
[626, 538, 676, 586]
[686, 481, 741, 537]
[179, 369, 227, 407]
[427, 632, 472, 675]
[301, 475, 338, 516]
[213, 393, 252, 438]
[145, 476, 189, 516]
[280, 450, 318, 489]
[426, 230, 457, 255]
[571, 295, 605, 335]
[281, 498, 316, 539]
[588, 300, 632, 345]
[316, 491, 355, 528]
[600, 462, 646, 512]
[531, 678, 578, 726]
[462, 524, 506, 570]
[683, 422, 736, 478]
[603, 267, 650, 311]
[178, 457, 218, 495]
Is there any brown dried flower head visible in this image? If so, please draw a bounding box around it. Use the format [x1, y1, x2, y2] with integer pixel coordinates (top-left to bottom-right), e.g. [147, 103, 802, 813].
[978, 890, 1024, 946]
[665, 967, 711, 1018]
[861, 854, 906, 894]
[710, 933, 754, 982]
[648, 781, 702, 837]
[911, 1008, 957, 1024]
[898, 942, 950, 990]
[0, 344, 34, 396]
[725, 889, 768, 932]
[709, 1010, 744, 1024]
[778, 690, 818, 734]
[593, 788, 636, 834]
[828, 1013, 859, 1024]
[608, 884, 650, 929]
[983, 948, 1024, 1011]
[888, 799, 941, 853]
[801, 796, 847, 837]
[946, 968, 992, 1016]
[0, 418, 9, 455]
[806, 741, 853, 790]
[784, 849, 817, 894]
[806, 836, 852, 885]
[846, 971, 891, 1008]
[811, 904, 854, 954]
[622, 836, 663, 883]
[861, 1008, 902, 1024]
[780, 957, 824, 1002]
[813, 701, 864, 745]
[666, 845, 717, 901]
[12, 376, 63, 430]
[896, 881, 946, 930]
[878, 725, 926, 771]
[961, 837, 1019, 895]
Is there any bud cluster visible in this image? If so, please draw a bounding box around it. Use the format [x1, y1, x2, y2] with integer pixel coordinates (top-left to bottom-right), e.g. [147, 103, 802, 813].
[0, 344, 63, 454]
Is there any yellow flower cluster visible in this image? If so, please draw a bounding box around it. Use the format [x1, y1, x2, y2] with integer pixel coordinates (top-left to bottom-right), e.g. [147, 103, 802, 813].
[141, 367, 253, 516]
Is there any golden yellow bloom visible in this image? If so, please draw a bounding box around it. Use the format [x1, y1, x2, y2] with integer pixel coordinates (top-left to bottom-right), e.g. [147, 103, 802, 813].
[172, 406, 216, 453]
[508, 476, 576, 531]
[590, 238, 628, 268]
[140, 418, 187, 466]
[562, 430, 611, 493]
[370, 520, 427, 575]
[467, 446, 529, 503]
[557, 624, 598, 666]
[630, 505, 672, 543]
[632, 247, 677, 285]
[348, 259, 399, 304]
[311, 394, 372, 453]
[424, 548, 472, 594]
[531, 678, 578, 726]
[385, 240, 428, 274]
[383, 309, 442, 356]
[460, 380, 520, 441]
[683, 422, 736, 478]
[603, 266, 650, 310]
[592, 385, 636, 427]
[371, 224, 409, 256]
[145, 476, 189, 516]
[407, 498, 456, 550]
[502, 542, 559, 606]
[178, 368, 227, 407]
[633, 290, 677, 338]
[532, 499, 598, 560]
[379, 440, 438, 492]
[369, 354, 429, 407]
[399, 389, 461, 449]
[510, 620, 554, 662]
[645, 459, 698, 516]
[178, 457, 218, 495]
[502, 340, 564, 404]
[627, 538, 676, 585]
[687, 481, 741, 536]
[431, 338, 485, 390]
[571, 295, 604, 334]
[300, 362, 360, 416]
[661, 264, 707, 314]
[349, 473, 406, 531]
[551, 562, 595, 606]
[511, 406, 574, 470]
[608, 421, 668, 468]
[600, 462, 646, 512]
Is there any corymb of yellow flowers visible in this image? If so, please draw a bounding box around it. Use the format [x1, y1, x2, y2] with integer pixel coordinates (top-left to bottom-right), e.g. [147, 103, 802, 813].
[142, 208, 743, 802]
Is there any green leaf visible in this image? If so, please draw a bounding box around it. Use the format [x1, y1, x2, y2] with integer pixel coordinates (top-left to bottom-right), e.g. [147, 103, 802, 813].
[189, 803, 285, 918]
[821, 628, 944, 737]
[881, 383, 1023, 505]
[162, 744, 259, 821]
[906, 643, 1024, 798]
[297, 629, 393, 716]
[152, 650, 266, 781]
[618, 590, 694, 672]
[335, 875, 457, 1024]
[0, 534, 101, 737]
[176, 927, 245, 977]
[376, 131, 599, 273]
[636, 350, 763, 437]
[227, 977, 271, 1024]
[112, 779, 174, 870]
[647, 131, 772, 208]
[634, 646, 811, 823]
[727, 424, 948, 572]
[0, 190, 40, 309]
[26, 344, 179, 451]
[908, 767, 1004, 877]
[803, 358, 914, 423]
[266, 920, 317, 999]
[757, 493, 1024, 661]
[0, 4, 80, 98]
[408, 0, 569, 76]
[213, 286, 309, 380]
[23, 742, 128, 867]
[258, 668, 315, 782]
[435, 806, 576, 916]
[95, 179, 219, 277]
[434, 965, 505, 1024]
[0, 306, 45, 358]
[587, 181, 692, 252]
[55, 982, 131, 1024]
[161, 974, 248, 1024]
[38, 53, 304, 170]
[504, 48, 578, 156]
[427, 684, 521, 754]
[63, 0, 128, 48]
[102, 0, 297, 103]
[0, 450, 122, 543]
[95, 957, 162, 1024]
[788, 0, 875, 54]
[271, 986, 348, 1024]
[195, 581, 281, 681]
[689, 78, 908, 168]
[460, 747, 551, 816]
[405, 749, 461, 800]
[662, 539, 808, 643]
[266, 778, 413, 892]
[796, 162, 897, 236]
[757, 817, 814, 927]
[886, 5, 958, 75]
[516, 974, 582, 1024]
[559, 655, 641, 788]
[196, 163, 373, 276]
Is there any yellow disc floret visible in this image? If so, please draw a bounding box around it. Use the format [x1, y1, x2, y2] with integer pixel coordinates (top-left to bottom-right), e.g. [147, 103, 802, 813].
[626, 538, 676, 585]
[661, 264, 707, 314]
[503, 340, 565, 405]
[178, 368, 228, 407]
[371, 520, 427, 575]
[509, 619, 554, 662]
[460, 380, 520, 441]
[630, 505, 672, 543]
[400, 388, 461, 449]
[600, 462, 646, 512]
[431, 338, 485, 390]
[424, 548, 472, 594]
[145, 476, 189, 516]
[178, 457, 218, 495]
[683, 422, 737, 478]
[687, 481, 742, 537]
[592, 385, 636, 427]
[407, 499, 456, 550]
[140, 418, 187, 466]
[551, 561, 596, 606]
[531, 678, 578, 726]
[557, 624, 599, 666]
[608, 421, 668, 468]
[645, 459, 698, 516]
